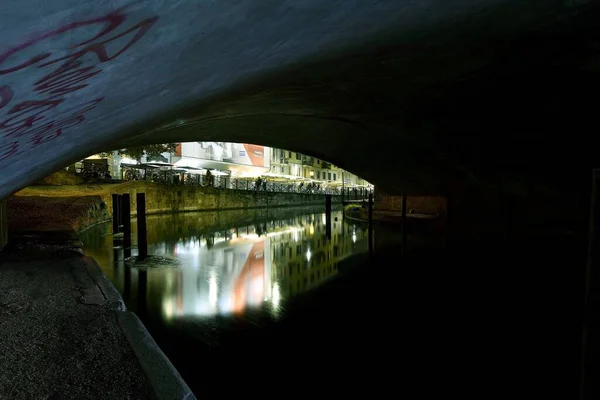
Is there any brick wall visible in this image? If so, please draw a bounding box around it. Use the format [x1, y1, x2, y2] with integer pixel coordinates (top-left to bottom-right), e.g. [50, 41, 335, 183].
[374, 188, 446, 215]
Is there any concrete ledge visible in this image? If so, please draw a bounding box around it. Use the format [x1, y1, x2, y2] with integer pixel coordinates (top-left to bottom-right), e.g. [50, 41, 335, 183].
[82, 256, 194, 398]
[83, 256, 126, 311]
[117, 311, 196, 400]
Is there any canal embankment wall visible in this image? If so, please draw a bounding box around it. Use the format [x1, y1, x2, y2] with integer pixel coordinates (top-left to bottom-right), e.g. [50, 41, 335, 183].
[102, 181, 340, 216]
[9, 181, 340, 233]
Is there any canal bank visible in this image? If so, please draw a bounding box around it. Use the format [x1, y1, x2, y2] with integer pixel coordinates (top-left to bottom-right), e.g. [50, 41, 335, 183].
[0, 235, 194, 399]
[1, 185, 338, 399]
[15, 181, 340, 219]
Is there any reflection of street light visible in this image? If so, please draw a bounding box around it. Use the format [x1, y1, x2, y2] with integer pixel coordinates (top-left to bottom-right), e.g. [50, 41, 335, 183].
[208, 273, 218, 307]
[162, 297, 175, 320]
[272, 283, 281, 308]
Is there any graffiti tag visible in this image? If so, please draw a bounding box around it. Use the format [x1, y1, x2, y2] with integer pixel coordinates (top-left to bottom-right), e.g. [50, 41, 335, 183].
[0, 8, 159, 161]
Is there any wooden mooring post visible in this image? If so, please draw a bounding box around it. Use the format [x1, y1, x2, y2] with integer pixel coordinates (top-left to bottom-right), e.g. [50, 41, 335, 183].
[121, 194, 131, 258]
[136, 193, 148, 259]
[368, 192, 374, 257]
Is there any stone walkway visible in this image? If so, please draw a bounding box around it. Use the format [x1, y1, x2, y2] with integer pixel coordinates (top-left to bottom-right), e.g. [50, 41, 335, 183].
[0, 238, 193, 399]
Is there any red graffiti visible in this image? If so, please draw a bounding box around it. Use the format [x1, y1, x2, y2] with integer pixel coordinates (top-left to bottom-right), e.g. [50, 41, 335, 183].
[14, 98, 104, 140]
[0, 141, 21, 161]
[0, 10, 127, 75]
[0, 86, 13, 110]
[1, 99, 65, 138]
[39, 17, 159, 68]
[0, 8, 159, 159]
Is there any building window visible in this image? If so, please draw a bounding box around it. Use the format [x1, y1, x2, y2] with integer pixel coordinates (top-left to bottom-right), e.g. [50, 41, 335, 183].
[288, 151, 292, 158]
[296, 153, 300, 160]
[333, 173, 336, 181]
[280, 166, 284, 173]
[316, 171, 320, 179]
[328, 172, 332, 180]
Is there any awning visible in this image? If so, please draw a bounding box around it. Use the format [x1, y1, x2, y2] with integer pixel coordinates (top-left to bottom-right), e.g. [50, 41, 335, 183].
[146, 162, 174, 167]
[261, 172, 303, 180]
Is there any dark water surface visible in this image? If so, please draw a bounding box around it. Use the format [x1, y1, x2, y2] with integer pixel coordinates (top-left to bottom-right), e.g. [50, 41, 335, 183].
[80, 206, 587, 397]
[81, 206, 394, 396]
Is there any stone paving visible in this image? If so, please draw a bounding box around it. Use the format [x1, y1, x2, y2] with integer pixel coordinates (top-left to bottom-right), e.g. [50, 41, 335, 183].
[0, 228, 195, 400]
[0, 247, 153, 399]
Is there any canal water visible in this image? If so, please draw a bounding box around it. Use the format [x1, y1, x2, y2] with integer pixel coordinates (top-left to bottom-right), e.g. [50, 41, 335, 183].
[81, 206, 390, 396]
[80, 206, 583, 397]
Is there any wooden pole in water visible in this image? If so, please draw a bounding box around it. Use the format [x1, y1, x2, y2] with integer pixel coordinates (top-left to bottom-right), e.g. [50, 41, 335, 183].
[112, 194, 119, 235]
[368, 192, 374, 257]
[121, 194, 131, 258]
[326, 194, 332, 240]
[136, 193, 148, 260]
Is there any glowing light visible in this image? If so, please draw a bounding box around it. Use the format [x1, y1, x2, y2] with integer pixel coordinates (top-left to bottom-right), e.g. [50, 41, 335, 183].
[174, 240, 201, 255]
[208, 273, 218, 307]
[306, 248, 312, 262]
[309, 224, 315, 235]
[352, 233, 356, 243]
[322, 213, 327, 225]
[239, 233, 260, 240]
[272, 282, 281, 308]
[120, 157, 139, 165]
[265, 227, 302, 238]
[162, 297, 175, 320]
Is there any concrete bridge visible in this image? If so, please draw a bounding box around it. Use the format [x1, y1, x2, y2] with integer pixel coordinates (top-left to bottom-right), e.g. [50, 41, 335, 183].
[0, 0, 598, 238]
[1, 0, 597, 199]
[2, 1, 600, 397]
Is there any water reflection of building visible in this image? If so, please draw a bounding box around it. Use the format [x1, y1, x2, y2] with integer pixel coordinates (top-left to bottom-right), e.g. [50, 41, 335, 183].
[81, 211, 367, 323]
[269, 213, 367, 298]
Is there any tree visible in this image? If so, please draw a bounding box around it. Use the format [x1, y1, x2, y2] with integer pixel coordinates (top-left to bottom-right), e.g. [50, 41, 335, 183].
[103, 143, 178, 162]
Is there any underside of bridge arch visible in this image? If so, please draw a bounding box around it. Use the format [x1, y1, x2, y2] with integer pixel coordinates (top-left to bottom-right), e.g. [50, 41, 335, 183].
[2, 0, 600, 237]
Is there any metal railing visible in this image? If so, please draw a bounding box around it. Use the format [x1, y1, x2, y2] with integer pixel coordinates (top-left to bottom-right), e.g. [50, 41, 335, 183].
[121, 167, 371, 199]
